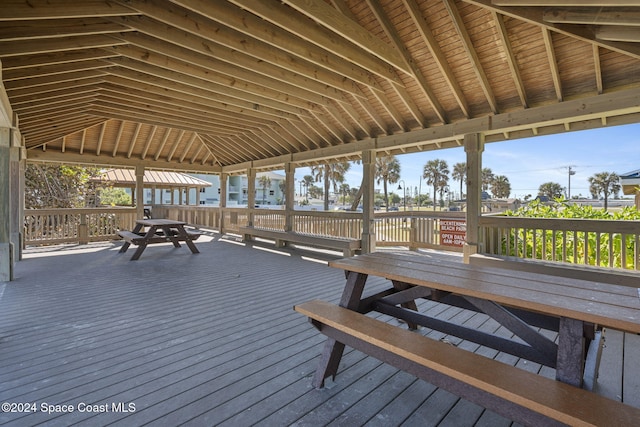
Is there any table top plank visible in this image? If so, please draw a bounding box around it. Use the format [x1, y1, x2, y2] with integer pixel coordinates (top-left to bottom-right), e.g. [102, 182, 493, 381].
[136, 219, 186, 226]
[329, 252, 640, 334]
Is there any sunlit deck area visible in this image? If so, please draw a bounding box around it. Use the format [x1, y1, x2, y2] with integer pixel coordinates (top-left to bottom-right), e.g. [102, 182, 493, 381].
[1, 235, 639, 426]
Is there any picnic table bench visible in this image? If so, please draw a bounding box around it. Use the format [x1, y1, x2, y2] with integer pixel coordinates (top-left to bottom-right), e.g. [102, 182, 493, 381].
[295, 251, 640, 426]
[239, 226, 360, 257]
[118, 219, 201, 260]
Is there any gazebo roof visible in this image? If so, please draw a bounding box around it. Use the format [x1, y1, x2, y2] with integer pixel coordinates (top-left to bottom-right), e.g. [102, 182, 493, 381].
[621, 169, 640, 195]
[2, 1, 640, 173]
[92, 168, 212, 189]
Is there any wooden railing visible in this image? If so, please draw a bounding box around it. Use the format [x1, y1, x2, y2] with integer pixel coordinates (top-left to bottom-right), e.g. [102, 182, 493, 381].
[22, 205, 640, 272]
[151, 205, 222, 229]
[376, 211, 466, 252]
[23, 208, 137, 246]
[479, 215, 640, 270]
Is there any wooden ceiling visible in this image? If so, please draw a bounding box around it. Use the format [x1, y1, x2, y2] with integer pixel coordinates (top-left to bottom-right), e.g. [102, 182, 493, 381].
[2, 0, 640, 173]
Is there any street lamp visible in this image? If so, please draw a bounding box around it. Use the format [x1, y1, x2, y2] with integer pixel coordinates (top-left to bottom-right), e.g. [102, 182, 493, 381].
[397, 180, 406, 211]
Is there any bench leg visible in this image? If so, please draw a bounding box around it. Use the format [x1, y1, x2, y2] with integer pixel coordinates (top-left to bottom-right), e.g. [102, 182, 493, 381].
[392, 280, 419, 330]
[119, 242, 131, 253]
[312, 271, 368, 388]
[130, 243, 147, 261]
[556, 317, 585, 387]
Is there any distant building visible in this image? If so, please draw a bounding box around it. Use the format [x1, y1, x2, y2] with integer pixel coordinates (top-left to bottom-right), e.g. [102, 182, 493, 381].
[193, 171, 285, 207]
[620, 169, 640, 209]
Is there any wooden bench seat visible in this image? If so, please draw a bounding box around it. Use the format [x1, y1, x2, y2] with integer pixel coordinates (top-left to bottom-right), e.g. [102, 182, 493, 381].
[469, 253, 640, 288]
[295, 299, 640, 427]
[239, 226, 360, 257]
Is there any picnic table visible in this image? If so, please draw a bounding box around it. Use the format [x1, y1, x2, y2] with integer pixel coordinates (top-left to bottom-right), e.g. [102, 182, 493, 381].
[118, 219, 200, 260]
[295, 251, 640, 426]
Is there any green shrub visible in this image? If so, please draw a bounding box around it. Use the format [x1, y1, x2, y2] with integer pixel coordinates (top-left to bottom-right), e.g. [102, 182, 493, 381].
[501, 199, 640, 268]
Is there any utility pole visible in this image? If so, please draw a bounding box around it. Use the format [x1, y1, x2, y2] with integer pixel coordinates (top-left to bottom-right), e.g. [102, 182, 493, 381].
[567, 166, 576, 199]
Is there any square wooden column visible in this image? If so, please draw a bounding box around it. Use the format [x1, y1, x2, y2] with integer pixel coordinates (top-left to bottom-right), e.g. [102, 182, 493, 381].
[463, 133, 484, 263]
[284, 163, 295, 232]
[0, 126, 12, 281]
[135, 165, 145, 219]
[361, 150, 376, 254]
[247, 168, 256, 226]
[218, 173, 228, 232]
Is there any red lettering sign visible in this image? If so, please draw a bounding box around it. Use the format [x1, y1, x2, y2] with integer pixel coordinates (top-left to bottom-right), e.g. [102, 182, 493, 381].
[440, 219, 466, 247]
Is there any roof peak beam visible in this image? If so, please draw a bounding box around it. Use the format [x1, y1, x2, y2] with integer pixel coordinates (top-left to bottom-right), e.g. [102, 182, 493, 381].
[228, 0, 409, 84]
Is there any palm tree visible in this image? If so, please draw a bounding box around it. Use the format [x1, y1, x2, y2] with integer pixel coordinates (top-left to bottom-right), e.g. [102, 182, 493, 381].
[423, 159, 449, 211]
[588, 172, 621, 210]
[491, 175, 511, 198]
[258, 175, 271, 205]
[302, 175, 314, 202]
[538, 182, 564, 199]
[339, 183, 350, 205]
[311, 161, 351, 210]
[375, 155, 401, 212]
[481, 168, 494, 192]
[452, 162, 466, 200]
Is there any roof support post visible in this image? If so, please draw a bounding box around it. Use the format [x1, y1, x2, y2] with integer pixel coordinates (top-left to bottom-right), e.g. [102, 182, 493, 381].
[285, 163, 295, 232]
[247, 168, 256, 227]
[135, 165, 145, 219]
[218, 173, 227, 233]
[0, 118, 22, 281]
[361, 149, 376, 254]
[0, 127, 12, 281]
[463, 133, 484, 263]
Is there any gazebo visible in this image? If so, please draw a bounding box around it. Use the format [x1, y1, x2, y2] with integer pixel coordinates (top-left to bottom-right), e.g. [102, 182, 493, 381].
[91, 168, 212, 206]
[621, 169, 640, 209]
[2, 1, 640, 282]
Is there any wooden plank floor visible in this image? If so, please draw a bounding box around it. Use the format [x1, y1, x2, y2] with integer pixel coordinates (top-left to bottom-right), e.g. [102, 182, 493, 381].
[1, 233, 638, 426]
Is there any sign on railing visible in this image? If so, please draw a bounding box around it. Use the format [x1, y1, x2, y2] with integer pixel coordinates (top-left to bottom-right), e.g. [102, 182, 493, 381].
[440, 219, 466, 247]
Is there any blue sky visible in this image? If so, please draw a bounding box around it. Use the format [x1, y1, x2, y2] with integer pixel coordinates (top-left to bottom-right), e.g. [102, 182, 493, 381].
[295, 122, 640, 199]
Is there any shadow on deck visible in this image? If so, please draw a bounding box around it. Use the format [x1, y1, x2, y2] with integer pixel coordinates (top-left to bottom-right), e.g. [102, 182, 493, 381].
[0, 233, 638, 426]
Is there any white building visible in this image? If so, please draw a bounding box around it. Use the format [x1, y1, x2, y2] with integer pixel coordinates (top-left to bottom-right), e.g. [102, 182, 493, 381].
[194, 171, 285, 207]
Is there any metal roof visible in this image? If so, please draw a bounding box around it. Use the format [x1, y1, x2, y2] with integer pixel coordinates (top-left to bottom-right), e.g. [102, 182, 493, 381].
[92, 168, 212, 188]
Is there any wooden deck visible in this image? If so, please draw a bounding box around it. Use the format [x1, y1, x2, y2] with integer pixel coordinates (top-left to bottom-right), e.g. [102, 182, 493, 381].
[1, 233, 638, 426]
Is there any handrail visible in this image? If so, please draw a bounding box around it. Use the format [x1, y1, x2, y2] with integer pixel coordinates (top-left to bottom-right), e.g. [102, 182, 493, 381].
[479, 215, 640, 270]
[23, 207, 137, 245]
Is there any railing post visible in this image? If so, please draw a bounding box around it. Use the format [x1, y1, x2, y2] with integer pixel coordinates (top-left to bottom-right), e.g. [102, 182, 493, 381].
[78, 213, 89, 245]
[409, 216, 417, 250]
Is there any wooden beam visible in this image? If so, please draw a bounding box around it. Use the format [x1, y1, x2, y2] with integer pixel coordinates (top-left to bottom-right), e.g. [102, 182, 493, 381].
[364, 0, 446, 124]
[402, 0, 471, 118]
[493, 1, 638, 5]
[468, 0, 640, 59]
[543, 8, 640, 26]
[0, 0, 138, 20]
[541, 28, 563, 102]
[492, 11, 528, 108]
[122, 1, 370, 99]
[597, 26, 640, 43]
[26, 149, 222, 173]
[444, 0, 498, 114]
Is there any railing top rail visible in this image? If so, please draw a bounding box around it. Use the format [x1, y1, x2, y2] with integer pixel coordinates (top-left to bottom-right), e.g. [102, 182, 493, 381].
[479, 215, 640, 233]
[25, 207, 137, 214]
